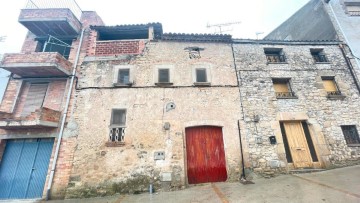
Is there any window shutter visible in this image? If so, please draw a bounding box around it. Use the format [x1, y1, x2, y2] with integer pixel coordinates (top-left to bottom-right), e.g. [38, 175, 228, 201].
[21, 83, 48, 117]
[323, 80, 337, 92]
[273, 83, 289, 93]
[196, 69, 207, 82]
[158, 69, 169, 83]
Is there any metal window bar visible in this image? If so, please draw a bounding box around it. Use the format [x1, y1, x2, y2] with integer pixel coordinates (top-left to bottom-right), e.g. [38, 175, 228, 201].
[327, 91, 342, 96]
[109, 127, 125, 142]
[266, 54, 286, 63]
[312, 54, 328, 63]
[349, 11, 360, 16]
[275, 91, 296, 98]
[24, 0, 82, 20]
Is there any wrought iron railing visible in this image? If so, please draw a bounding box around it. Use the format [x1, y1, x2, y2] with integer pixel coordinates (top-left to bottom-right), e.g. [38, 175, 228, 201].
[327, 91, 342, 96]
[312, 54, 328, 63]
[349, 11, 360, 16]
[266, 54, 286, 63]
[24, 0, 82, 20]
[276, 91, 296, 98]
[109, 127, 125, 142]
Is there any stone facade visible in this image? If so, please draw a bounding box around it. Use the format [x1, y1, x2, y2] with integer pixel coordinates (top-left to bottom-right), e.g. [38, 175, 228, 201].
[65, 39, 243, 197]
[233, 40, 360, 175]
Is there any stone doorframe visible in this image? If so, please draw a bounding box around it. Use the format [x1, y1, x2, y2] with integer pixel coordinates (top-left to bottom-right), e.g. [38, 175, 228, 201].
[271, 112, 331, 169]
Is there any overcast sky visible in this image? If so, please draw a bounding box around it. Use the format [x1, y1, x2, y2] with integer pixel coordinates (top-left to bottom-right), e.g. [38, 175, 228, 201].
[0, 0, 309, 54]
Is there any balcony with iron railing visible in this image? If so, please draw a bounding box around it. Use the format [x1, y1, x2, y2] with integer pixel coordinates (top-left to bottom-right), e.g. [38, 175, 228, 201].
[0, 52, 72, 77]
[0, 107, 61, 129]
[18, 0, 82, 37]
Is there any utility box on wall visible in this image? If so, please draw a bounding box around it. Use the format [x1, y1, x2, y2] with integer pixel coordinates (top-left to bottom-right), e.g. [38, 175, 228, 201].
[154, 151, 165, 160]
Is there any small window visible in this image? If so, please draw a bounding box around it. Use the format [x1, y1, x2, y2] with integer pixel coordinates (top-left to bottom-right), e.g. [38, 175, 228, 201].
[311, 49, 328, 63]
[272, 78, 296, 98]
[264, 48, 286, 63]
[111, 109, 126, 126]
[118, 69, 130, 84]
[158, 69, 170, 83]
[196, 68, 207, 82]
[322, 77, 342, 96]
[341, 125, 360, 145]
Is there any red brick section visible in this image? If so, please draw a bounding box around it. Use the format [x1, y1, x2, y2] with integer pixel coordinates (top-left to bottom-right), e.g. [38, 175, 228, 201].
[0, 80, 21, 113]
[80, 11, 105, 28]
[43, 80, 66, 111]
[94, 40, 143, 56]
[21, 32, 42, 53]
[44, 138, 77, 199]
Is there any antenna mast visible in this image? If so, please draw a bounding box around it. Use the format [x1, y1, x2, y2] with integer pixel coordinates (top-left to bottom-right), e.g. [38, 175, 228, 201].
[206, 21, 241, 34]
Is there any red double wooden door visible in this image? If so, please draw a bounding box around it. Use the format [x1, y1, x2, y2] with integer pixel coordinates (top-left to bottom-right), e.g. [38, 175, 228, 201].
[185, 126, 227, 184]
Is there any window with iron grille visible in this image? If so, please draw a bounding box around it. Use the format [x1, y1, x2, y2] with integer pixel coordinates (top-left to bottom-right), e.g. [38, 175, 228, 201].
[118, 69, 130, 84]
[264, 48, 286, 63]
[109, 109, 126, 143]
[158, 69, 170, 83]
[272, 78, 296, 98]
[321, 76, 342, 97]
[311, 49, 328, 63]
[196, 68, 207, 82]
[341, 125, 360, 145]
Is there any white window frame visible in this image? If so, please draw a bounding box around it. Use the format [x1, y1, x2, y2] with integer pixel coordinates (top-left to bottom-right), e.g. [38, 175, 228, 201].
[110, 108, 127, 127]
[154, 65, 174, 85]
[192, 64, 212, 86]
[113, 65, 134, 86]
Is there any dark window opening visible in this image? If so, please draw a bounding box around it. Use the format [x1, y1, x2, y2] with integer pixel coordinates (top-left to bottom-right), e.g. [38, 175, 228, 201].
[158, 69, 170, 83]
[341, 125, 360, 145]
[118, 69, 130, 84]
[264, 48, 286, 63]
[37, 39, 72, 59]
[111, 109, 126, 126]
[196, 69, 207, 82]
[311, 49, 328, 63]
[280, 122, 293, 163]
[98, 30, 148, 41]
[302, 121, 318, 162]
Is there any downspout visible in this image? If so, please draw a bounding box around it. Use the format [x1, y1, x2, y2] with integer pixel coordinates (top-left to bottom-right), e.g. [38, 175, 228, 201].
[339, 44, 360, 93]
[46, 28, 85, 200]
[328, 1, 360, 71]
[230, 42, 247, 180]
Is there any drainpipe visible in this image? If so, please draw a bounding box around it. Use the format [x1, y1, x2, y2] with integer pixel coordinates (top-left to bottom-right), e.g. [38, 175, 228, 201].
[231, 43, 247, 180]
[46, 28, 85, 200]
[339, 44, 360, 93]
[328, 1, 360, 72]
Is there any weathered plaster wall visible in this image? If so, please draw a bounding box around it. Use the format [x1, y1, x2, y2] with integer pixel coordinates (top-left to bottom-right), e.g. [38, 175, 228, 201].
[65, 41, 243, 197]
[233, 43, 360, 175]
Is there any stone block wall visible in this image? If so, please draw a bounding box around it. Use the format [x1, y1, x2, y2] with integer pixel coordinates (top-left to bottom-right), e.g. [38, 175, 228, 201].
[233, 42, 360, 174]
[65, 41, 243, 197]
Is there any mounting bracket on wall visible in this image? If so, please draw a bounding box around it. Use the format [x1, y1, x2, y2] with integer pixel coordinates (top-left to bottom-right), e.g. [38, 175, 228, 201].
[166, 102, 176, 112]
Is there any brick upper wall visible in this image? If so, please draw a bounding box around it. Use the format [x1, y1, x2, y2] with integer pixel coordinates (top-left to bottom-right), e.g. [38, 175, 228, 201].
[0, 80, 21, 113]
[94, 40, 145, 56]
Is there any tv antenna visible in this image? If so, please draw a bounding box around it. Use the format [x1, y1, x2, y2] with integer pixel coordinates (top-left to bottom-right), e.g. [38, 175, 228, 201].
[255, 32, 264, 40]
[206, 21, 241, 34]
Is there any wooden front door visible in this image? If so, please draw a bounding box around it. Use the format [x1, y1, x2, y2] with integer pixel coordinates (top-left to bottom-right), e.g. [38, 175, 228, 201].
[283, 122, 313, 168]
[185, 126, 227, 184]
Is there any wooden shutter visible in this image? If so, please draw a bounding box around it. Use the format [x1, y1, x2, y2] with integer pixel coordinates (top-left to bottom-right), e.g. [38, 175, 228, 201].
[158, 69, 169, 83]
[196, 69, 207, 82]
[21, 83, 48, 117]
[111, 109, 126, 126]
[323, 79, 337, 92]
[273, 82, 289, 93]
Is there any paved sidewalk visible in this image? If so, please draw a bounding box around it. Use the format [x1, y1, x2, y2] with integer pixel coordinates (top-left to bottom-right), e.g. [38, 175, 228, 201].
[5, 165, 359, 203]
